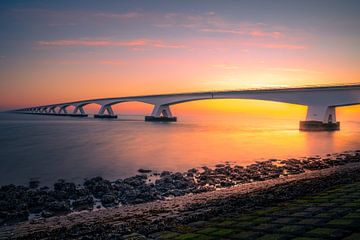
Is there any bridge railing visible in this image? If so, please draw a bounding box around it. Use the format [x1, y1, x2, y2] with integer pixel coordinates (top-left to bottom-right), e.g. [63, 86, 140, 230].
[210, 82, 360, 94]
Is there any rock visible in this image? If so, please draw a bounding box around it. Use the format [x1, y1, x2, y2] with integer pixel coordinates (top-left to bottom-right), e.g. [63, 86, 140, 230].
[72, 196, 94, 210]
[101, 194, 117, 206]
[41, 211, 54, 218]
[188, 168, 198, 173]
[53, 179, 76, 198]
[46, 201, 71, 213]
[138, 168, 152, 173]
[160, 171, 171, 177]
[84, 177, 113, 198]
[29, 178, 40, 189]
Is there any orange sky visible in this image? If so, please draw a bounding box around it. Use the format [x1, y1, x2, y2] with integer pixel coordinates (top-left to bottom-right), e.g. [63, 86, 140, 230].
[0, 1, 359, 119]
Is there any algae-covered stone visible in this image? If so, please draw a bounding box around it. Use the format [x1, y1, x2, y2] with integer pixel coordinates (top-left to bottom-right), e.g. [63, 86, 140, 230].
[343, 233, 360, 240]
[256, 233, 287, 240]
[278, 225, 306, 234]
[175, 233, 208, 240]
[211, 228, 234, 237]
[306, 227, 343, 238]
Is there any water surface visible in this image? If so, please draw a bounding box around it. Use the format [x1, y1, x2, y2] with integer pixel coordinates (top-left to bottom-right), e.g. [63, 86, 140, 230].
[0, 112, 359, 185]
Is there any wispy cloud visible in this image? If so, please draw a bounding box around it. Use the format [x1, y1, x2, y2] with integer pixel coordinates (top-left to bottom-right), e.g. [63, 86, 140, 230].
[156, 12, 290, 40]
[37, 39, 186, 49]
[250, 31, 284, 39]
[200, 28, 284, 39]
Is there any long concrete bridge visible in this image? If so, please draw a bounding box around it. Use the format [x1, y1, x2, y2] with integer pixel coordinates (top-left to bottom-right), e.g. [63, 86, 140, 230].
[13, 84, 360, 131]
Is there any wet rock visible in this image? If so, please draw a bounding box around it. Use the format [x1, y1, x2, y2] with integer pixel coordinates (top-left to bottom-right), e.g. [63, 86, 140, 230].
[101, 194, 117, 206]
[84, 177, 113, 198]
[29, 178, 40, 189]
[41, 211, 55, 218]
[138, 169, 152, 173]
[46, 201, 71, 213]
[54, 179, 76, 199]
[303, 159, 329, 170]
[160, 171, 171, 177]
[2, 210, 29, 224]
[123, 175, 147, 187]
[72, 196, 94, 210]
[188, 168, 198, 173]
[215, 164, 225, 168]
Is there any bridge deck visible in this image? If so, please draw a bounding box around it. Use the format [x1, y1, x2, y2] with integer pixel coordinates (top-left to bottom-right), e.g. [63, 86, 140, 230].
[16, 83, 360, 109]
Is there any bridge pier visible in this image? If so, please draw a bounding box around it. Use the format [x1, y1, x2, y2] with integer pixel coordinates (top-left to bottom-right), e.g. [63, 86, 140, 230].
[49, 106, 57, 114]
[145, 105, 177, 122]
[70, 106, 88, 117]
[94, 105, 117, 118]
[53, 105, 74, 116]
[300, 106, 340, 131]
[58, 106, 68, 115]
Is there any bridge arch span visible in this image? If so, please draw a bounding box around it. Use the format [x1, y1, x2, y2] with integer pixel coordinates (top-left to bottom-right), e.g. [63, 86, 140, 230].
[14, 84, 360, 130]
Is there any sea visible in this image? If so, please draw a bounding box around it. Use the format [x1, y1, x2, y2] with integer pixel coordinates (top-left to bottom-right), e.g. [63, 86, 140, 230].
[0, 112, 359, 186]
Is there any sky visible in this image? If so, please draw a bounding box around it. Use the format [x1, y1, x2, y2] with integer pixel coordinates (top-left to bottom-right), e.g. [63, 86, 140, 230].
[0, 0, 359, 115]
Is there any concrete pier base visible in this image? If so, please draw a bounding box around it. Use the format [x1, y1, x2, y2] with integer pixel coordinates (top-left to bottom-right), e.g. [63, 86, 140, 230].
[68, 114, 88, 117]
[145, 116, 177, 122]
[299, 121, 340, 131]
[94, 114, 118, 119]
[31, 113, 65, 116]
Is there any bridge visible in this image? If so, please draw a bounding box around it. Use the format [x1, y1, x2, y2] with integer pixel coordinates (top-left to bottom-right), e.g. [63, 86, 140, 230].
[13, 84, 360, 131]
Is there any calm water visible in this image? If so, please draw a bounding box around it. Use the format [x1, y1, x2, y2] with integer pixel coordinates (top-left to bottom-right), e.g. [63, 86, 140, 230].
[0, 112, 360, 186]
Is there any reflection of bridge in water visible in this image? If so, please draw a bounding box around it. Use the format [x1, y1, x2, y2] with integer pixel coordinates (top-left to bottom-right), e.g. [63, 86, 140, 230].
[13, 84, 360, 131]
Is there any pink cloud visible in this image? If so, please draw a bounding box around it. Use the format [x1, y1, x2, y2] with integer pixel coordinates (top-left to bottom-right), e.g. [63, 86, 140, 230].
[157, 13, 290, 40]
[250, 31, 284, 39]
[179, 38, 307, 51]
[37, 39, 186, 49]
[200, 28, 244, 35]
[201, 28, 285, 39]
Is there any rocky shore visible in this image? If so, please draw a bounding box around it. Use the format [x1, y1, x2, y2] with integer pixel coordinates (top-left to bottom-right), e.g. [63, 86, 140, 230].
[0, 150, 360, 239]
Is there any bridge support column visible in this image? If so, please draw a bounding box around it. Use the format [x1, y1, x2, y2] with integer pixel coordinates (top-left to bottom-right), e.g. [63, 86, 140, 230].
[49, 107, 56, 114]
[94, 105, 117, 118]
[58, 106, 69, 116]
[45, 106, 59, 115]
[70, 106, 88, 117]
[40, 107, 48, 114]
[300, 106, 339, 131]
[145, 105, 177, 122]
